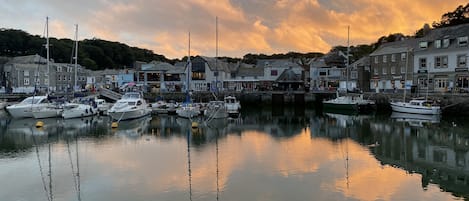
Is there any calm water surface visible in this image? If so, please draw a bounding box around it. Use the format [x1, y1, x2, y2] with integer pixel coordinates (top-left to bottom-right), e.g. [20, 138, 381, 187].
[0, 107, 468, 201]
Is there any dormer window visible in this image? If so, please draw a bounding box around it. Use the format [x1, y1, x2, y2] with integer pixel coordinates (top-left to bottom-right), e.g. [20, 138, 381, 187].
[419, 41, 428, 49]
[458, 36, 468, 47]
[434, 40, 441, 48]
[443, 38, 450, 48]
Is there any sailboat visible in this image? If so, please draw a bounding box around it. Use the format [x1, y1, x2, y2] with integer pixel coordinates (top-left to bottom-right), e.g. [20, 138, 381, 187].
[390, 51, 441, 115]
[204, 17, 229, 120]
[322, 26, 376, 114]
[176, 32, 202, 119]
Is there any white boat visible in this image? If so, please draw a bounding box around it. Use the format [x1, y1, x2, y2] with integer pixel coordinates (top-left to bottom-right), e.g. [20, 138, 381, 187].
[390, 99, 441, 115]
[32, 103, 63, 119]
[62, 103, 98, 119]
[204, 101, 228, 119]
[176, 102, 201, 119]
[108, 92, 151, 121]
[95, 98, 111, 115]
[224, 96, 241, 117]
[6, 96, 52, 118]
[151, 100, 178, 114]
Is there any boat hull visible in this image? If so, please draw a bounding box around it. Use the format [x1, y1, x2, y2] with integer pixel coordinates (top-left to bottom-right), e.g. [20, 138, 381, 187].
[109, 108, 151, 121]
[390, 102, 441, 115]
[32, 108, 62, 119]
[7, 104, 48, 118]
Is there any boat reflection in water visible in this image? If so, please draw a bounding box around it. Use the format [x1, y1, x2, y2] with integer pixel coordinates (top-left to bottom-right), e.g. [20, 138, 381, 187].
[390, 111, 441, 127]
[2, 106, 469, 201]
[112, 116, 152, 138]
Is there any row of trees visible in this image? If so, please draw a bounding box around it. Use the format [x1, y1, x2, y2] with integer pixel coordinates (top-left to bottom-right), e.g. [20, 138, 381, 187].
[1, 3, 468, 70]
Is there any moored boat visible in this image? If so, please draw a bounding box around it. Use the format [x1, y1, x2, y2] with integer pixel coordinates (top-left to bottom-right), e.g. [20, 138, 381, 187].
[224, 95, 241, 117]
[390, 99, 441, 115]
[6, 96, 52, 118]
[108, 92, 151, 121]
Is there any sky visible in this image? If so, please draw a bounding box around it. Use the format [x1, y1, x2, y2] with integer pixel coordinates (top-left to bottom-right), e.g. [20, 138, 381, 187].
[1, 0, 467, 59]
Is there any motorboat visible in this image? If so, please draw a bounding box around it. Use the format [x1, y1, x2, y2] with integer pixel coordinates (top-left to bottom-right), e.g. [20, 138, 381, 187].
[390, 99, 441, 115]
[108, 92, 151, 121]
[62, 103, 98, 119]
[6, 95, 52, 118]
[224, 95, 241, 117]
[204, 101, 228, 119]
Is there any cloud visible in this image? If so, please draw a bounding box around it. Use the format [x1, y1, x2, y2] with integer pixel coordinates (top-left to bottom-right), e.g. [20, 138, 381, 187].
[0, 0, 467, 59]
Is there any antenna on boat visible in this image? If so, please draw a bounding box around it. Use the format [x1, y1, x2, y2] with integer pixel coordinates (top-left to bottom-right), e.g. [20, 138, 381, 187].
[74, 24, 78, 92]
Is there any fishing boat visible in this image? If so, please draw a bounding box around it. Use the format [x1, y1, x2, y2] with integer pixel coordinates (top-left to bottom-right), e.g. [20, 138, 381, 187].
[108, 92, 151, 121]
[322, 26, 376, 114]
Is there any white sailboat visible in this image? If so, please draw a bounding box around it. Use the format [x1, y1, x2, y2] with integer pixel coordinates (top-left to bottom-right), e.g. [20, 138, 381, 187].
[176, 32, 202, 119]
[390, 51, 441, 115]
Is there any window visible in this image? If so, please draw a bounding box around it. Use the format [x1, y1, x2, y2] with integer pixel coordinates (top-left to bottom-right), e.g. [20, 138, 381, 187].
[391, 54, 396, 62]
[57, 66, 62, 72]
[271, 70, 278, 76]
[391, 66, 396, 74]
[45, 78, 49, 85]
[382, 67, 387, 75]
[435, 78, 448, 90]
[374, 56, 378, 64]
[458, 55, 467, 67]
[401, 65, 406, 74]
[434, 56, 448, 68]
[351, 71, 357, 79]
[419, 41, 428, 49]
[419, 58, 427, 69]
[458, 36, 468, 47]
[24, 70, 29, 76]
[443, 38, 450, 48]
[401, 53, 406, 61]
[383, 55, 387, 63]
[23, 78, 30, 85]
[434, 40, 441, 48]
[373, 67, 378, 75]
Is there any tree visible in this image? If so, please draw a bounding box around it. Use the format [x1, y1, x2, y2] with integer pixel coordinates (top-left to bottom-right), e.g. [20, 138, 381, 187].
[433, 3, 469, 28]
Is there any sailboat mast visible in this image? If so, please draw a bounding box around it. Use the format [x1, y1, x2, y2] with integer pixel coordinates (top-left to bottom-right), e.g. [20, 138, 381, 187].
[346, 26, 349, 91]
[215, 16, 218, 93]
[187, 32, 191, 93]
[403, 49, 410, 102]
[74, 24, 78, 92]
[46, 17, 50, 94]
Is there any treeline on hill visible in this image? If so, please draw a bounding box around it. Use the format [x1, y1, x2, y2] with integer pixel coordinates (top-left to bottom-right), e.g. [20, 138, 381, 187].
[0, 29, 172, 70]
[1, 3, 468, 70]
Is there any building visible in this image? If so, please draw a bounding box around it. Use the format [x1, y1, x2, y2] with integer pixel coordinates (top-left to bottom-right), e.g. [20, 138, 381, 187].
[257, 59, 303, 91]
[350, 56, 371, 92]
[369, 39, 416, 92]
[413, 23, 469, 93]
[309, 51, 347, 91]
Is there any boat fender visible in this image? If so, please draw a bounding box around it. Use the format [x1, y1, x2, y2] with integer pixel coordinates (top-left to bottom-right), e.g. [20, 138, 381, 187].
[85, 109, 89, 113]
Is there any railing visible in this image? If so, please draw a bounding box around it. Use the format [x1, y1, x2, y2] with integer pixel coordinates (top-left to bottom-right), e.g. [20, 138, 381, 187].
[98, 88, 122, 101]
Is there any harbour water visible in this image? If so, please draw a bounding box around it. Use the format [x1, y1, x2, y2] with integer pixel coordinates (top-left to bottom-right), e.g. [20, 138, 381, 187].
[0, 107, 468, 201]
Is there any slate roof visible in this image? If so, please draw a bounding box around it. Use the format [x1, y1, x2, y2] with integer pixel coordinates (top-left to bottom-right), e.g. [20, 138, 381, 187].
[6, 54, 48, 65]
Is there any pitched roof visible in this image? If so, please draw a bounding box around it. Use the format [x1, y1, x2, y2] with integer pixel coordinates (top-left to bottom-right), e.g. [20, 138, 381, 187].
[370, 39, 417, 56]
[6, 54, 47, 65]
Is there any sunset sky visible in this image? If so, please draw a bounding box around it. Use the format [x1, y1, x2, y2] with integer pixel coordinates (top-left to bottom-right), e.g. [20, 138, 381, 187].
[1, 0, 467, 59]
